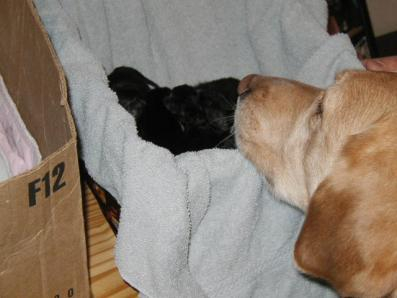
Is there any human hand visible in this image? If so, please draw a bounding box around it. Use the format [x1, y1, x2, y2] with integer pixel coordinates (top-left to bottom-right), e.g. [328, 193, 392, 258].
[362, 56, 397, 72]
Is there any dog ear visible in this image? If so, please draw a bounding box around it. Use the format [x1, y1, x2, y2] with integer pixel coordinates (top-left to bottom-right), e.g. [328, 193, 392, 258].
[294, 177, 363, 296]
[294, 124, 397, 298]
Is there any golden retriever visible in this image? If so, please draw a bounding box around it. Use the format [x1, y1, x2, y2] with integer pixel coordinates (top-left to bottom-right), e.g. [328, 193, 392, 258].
[234, 70, 397, 298]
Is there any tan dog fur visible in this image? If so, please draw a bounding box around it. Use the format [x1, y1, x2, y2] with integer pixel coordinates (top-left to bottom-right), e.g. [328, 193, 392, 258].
[235, 70, 397, 297]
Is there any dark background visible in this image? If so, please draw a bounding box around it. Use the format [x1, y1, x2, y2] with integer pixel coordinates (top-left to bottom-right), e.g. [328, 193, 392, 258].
[327, 0, 397, 58]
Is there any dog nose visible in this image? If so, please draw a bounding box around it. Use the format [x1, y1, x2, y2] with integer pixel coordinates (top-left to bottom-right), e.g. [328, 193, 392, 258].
[238, 74, 257, 99]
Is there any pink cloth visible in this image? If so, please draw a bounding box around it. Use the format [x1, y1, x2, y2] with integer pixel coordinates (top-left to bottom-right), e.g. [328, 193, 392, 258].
[0, 74, 41, 182]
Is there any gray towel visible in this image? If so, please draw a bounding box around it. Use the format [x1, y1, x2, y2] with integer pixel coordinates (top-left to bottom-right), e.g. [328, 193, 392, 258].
[34, 0, 363, 297]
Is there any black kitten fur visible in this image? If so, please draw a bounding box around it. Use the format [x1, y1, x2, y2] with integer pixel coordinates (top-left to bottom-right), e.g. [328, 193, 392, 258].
[108, 66, 238, 154]
[108, 66, 158, 118]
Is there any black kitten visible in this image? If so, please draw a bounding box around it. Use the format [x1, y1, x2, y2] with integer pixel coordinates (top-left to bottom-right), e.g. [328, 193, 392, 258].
[108, 66, 238, 154]
[163, 80, 237, 150]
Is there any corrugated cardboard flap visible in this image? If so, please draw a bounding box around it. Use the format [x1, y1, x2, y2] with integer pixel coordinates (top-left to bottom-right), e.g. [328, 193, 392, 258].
[0, 0, 89, 297]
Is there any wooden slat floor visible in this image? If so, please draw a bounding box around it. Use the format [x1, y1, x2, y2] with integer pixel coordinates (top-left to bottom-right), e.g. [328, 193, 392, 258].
[84, 186, 139, 298]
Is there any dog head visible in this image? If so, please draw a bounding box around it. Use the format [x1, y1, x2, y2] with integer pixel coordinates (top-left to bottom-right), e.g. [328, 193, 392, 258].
[235, 70, 397, 297]
[235, 74, 326, 208]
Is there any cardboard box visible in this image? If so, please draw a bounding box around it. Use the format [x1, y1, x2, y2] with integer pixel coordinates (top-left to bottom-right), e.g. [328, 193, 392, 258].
[0, 0, 90, 297]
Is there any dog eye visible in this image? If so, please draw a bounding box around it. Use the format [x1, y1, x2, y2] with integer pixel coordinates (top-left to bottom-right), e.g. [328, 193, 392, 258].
[315, 101, 323, 116]
[314, 92, 325, 117]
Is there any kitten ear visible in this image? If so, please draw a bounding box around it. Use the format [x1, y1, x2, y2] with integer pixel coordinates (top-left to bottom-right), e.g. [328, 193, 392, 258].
[146, 87, 171, 102]
[163, 85, 197, 112]
[171, 84, 197, 99]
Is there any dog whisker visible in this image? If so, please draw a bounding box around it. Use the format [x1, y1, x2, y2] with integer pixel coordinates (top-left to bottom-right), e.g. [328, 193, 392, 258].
[209, 115, 235, 123]
[219, 95, 236, 109]
[215, 133, 235, 148]
[230, 125, 235, 134]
